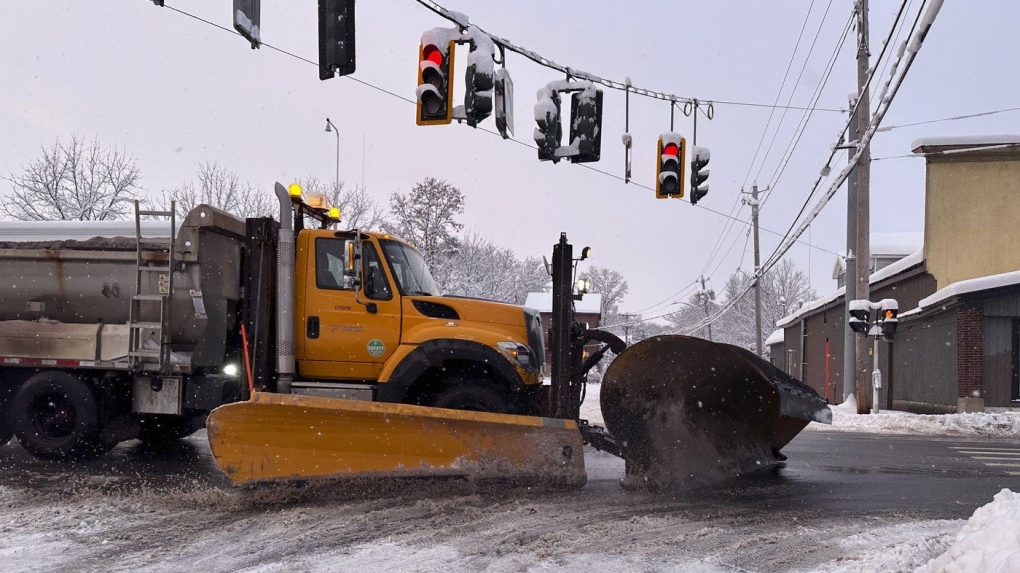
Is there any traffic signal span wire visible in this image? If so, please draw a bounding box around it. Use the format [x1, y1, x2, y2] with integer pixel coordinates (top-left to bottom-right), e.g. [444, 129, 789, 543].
[414, 0, 846, 114]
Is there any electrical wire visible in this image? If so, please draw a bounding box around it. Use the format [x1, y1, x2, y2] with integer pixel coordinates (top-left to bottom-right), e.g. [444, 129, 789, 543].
[669, 0, 943, 336]
[740, 0, 819, 191]
[877, 106, 1020, 132]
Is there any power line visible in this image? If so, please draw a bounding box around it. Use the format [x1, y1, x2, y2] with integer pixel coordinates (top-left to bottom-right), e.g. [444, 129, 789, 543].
[740, 0, 819, 190]
[753, 0, 838, 185]
[877, 106, 1020, 132]
[670, 0, 944, 337]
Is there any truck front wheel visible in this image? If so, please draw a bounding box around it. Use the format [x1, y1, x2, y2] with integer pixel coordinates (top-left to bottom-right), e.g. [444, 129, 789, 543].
[11, 372, 101, 461]
[433, 383, 509, 414]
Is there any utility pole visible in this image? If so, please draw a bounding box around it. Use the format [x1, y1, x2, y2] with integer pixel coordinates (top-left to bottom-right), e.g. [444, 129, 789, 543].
[619, 313, 634, 345]
[854, 0, 873, 414]
[750, 184, 762, 357]
[843, 95, 859, 404]
[698, 276, 713, 341]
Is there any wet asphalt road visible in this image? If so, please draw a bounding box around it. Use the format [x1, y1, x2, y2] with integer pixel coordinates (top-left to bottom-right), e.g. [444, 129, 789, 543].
[1, 428, 1017, 520]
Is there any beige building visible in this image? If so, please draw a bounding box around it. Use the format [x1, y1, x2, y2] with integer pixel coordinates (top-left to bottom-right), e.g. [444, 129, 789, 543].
[914, 135, 1020, 288]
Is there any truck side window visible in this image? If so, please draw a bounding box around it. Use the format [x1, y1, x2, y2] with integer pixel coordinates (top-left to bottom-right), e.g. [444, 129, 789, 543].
[362, 244, 392, 300]
[314, 238, 350, 291]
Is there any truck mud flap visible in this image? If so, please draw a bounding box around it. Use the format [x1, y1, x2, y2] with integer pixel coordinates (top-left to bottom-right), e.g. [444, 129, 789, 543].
[206, 392, 586, 488]
[600, 335, 830, 489]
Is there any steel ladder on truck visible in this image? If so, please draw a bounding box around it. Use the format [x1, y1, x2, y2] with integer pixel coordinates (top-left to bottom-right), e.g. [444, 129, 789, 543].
[127, 200, 176, 371]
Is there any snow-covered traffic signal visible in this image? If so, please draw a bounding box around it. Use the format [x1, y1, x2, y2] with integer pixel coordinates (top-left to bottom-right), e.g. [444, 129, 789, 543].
[879, 301, 899, 338]
[655, 133, 685, 199]
[849, 301, 871, 334]
[416, 36, 456, 125]
[568, 87, 603, 163]
[318, 0, 356, 80]
[464, 32, 495, 127]
[534, 86, 562, 162]
[690, 146, 711, 205]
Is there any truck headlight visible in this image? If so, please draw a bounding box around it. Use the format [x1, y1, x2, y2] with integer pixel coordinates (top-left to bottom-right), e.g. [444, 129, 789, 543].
[223, 363, 240, 377]
[497, 341, 534, 370]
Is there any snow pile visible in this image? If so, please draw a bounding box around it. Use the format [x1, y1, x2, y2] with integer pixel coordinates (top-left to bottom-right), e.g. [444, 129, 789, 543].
[808, 396, 1020, 438]
[806, 520, 959, 573]
[916, 489, 1020, 573]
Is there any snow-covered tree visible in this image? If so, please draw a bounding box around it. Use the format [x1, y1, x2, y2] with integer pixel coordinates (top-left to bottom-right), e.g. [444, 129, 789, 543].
[579, 266, 629, 317]
[2, 135, 140, 221]
[161, 162, 272, 220]
[388, 178, 465, 268]
[296, 176, 387, 231]
[439, 231, 549, 303]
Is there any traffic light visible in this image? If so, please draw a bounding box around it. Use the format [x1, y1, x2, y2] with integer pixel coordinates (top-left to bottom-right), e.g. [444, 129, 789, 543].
[878, 299, 899, 338]
[416, 37, 456, 126]
[690, 145, 711, 204]
[464, 36, 495, 127]
[232, 0, 261, 49]
[655, 133, 685, 199]
[494, 69, 514, 139]
[568, 88, 603, 163]
[848, 300, 871, 334]
[318, 0, 356, 80]
[534, 87, 562, 162]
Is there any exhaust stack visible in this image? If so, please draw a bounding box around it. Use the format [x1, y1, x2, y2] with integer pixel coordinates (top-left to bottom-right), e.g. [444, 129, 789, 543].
[273, 182, 295, 393]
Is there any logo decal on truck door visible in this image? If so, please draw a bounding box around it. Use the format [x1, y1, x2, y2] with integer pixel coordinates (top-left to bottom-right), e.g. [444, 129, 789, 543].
[367, 339, 385, 357]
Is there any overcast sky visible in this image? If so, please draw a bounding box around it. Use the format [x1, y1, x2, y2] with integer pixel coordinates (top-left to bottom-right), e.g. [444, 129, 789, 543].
[2, 1, 1018, 321]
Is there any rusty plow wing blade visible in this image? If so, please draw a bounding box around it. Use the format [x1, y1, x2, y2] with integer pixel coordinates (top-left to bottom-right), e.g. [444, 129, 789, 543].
[600, 336, 830, 489]
[206, 393, 586, 488]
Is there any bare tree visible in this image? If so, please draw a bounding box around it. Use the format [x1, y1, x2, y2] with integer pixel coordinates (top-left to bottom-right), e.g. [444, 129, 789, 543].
[579, 266, 629, 317]
[388, 178, 464, 268]
[162, 162, 273, 220]
[297, 176, 387, 231]
[674, 260, 816, 349]
[665, 291, 721, 340]
[2, 135, 140, 221]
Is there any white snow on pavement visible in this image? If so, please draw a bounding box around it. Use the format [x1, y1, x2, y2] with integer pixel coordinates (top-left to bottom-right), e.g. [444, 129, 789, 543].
[806, 396, 1020, 438]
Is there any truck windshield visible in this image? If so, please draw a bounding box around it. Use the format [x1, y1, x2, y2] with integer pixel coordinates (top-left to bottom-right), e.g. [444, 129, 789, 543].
[381, 240, 440, 297]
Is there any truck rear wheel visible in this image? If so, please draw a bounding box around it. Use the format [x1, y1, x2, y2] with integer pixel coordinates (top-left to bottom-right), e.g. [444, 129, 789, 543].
[12, 372, 102, 461]
[433, 383, 509, 414]
[0, 386, 12, 447]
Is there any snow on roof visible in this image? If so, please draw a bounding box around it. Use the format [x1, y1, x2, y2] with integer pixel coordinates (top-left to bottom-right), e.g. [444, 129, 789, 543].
[764, 329, 784, 346]
[524, 292, 602, 315]
[918, 269, 1020, 309]
[776, 248, 924, 327]
[0, 220, 173, 242]
[871, 232, 923, 257]
[911, 134, 1020, 152]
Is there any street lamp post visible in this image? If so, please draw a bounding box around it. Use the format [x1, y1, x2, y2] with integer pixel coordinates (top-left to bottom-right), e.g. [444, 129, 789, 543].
[325, 118, 340, 187]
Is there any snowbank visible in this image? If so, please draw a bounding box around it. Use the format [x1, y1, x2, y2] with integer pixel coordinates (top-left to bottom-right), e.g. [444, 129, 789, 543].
[807, 396, 1020, 438]
[915, 489, 1020, 573]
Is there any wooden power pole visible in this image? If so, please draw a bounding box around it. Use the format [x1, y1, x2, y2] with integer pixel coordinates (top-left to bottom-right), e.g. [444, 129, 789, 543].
[854, 0, 873, 414]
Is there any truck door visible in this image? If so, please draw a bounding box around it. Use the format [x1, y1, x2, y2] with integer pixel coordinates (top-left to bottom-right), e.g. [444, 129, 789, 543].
[300, 236, 401, 380]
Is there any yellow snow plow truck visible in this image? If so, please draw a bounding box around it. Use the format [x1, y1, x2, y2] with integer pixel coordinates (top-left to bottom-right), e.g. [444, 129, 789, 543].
[0, 183, 830, 488]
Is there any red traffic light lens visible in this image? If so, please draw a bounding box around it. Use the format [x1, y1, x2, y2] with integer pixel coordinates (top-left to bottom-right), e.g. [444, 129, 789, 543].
[422, 44, 443, 66]
[662, 143, 679, 156]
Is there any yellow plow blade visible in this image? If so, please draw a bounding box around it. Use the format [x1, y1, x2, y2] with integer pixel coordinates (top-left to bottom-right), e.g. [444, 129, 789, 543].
[206, 392, 586, 488]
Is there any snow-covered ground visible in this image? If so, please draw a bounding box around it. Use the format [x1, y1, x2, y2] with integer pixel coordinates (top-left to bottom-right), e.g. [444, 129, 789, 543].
[1, 385, 1017, 572]
[806, 394, 1020, 439]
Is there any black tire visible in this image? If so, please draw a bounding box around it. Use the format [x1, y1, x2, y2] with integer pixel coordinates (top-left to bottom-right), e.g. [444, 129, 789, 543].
[0, 385, 13, 447]
[12, 372, 101, 461]
[432, 383, 510, 414]
[138, 413, 206, 446]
